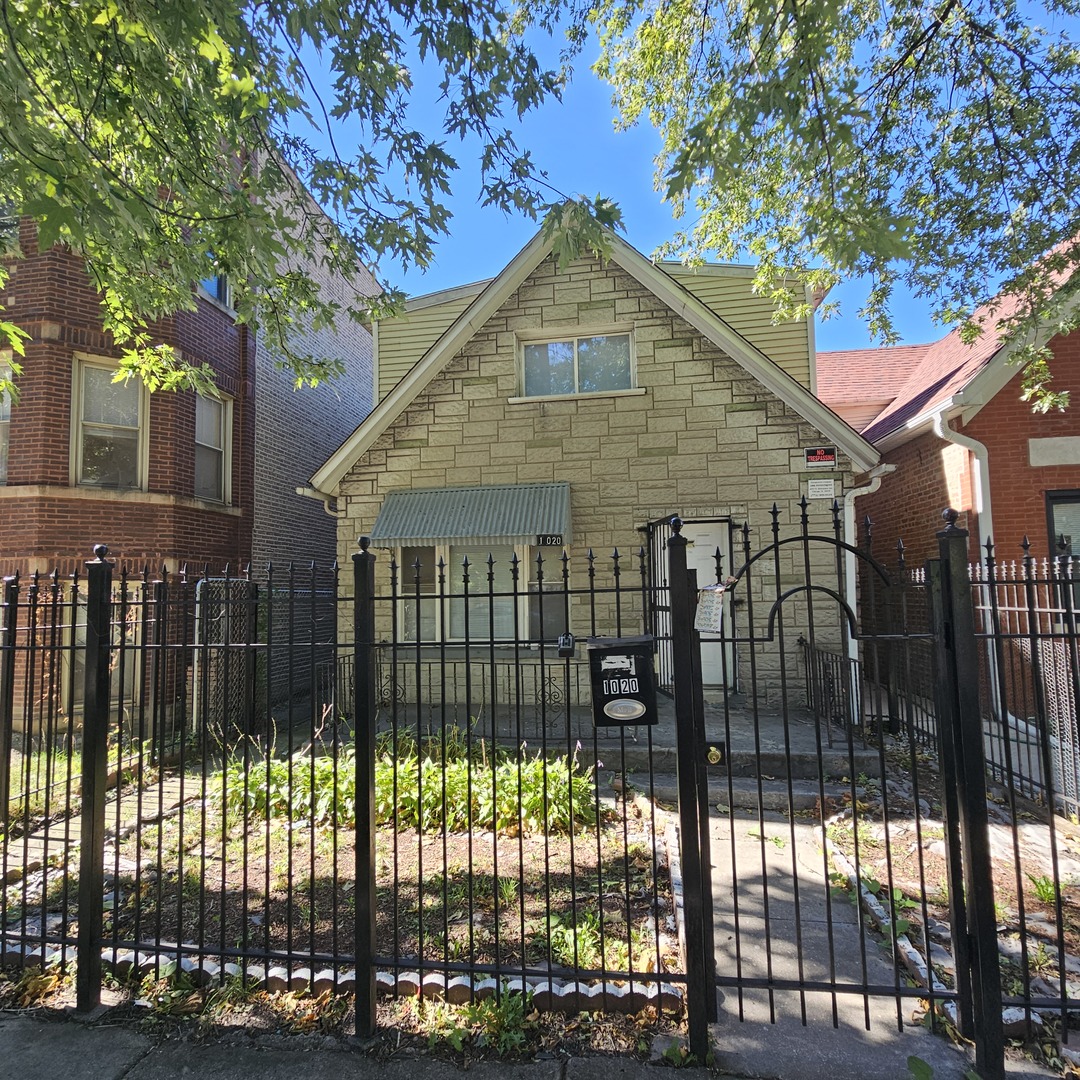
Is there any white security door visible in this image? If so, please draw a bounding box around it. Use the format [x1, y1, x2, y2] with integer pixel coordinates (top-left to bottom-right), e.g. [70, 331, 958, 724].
[680, 520, 735, 687]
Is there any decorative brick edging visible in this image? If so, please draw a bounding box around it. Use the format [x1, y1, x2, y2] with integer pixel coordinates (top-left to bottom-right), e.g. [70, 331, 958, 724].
[0, 937, 682, 1015]
[819, 816, 1040, 1035]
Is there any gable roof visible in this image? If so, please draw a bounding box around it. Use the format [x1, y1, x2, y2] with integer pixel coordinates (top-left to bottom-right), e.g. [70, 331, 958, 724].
[816, 344, 930, 406]
[310, 227, 879, 495]
[819, 244, 1080, 445]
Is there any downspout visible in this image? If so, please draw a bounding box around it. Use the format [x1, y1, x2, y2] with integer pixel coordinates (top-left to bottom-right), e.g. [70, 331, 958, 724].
[932, 411, 993, 557]
[932, 411, 1006, 727]
[843, 463, 895, 664]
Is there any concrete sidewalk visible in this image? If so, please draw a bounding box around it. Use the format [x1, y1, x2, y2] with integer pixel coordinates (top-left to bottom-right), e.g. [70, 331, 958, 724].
[0, 1013, 691, 1080]
[0, 1009, 1058, 1080]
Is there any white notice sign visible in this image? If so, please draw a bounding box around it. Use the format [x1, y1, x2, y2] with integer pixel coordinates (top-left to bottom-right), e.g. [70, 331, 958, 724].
[694, 584, 727, 633]
[807, 478, 836, 501]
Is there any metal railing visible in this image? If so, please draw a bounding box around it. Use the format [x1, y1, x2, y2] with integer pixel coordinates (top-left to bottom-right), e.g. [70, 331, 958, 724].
[0, 544, 679, 1031]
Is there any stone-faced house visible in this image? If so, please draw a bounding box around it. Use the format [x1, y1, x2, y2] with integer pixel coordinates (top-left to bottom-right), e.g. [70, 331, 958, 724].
[308, 226, 879, 704]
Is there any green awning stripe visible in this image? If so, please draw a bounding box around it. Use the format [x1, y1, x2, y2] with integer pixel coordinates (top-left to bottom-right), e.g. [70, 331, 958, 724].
[369, 482, 571, 547]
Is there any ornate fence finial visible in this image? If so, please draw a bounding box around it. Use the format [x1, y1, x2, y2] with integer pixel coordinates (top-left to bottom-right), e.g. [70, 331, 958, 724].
[670, 516, 683, 534]
[358, 536, 370, 552]
[941, 507, 960, 531]
[92, 544, 109, 562]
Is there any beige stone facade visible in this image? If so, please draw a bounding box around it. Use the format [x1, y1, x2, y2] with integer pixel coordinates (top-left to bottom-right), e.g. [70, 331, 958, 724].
[331, 250, 869, 700]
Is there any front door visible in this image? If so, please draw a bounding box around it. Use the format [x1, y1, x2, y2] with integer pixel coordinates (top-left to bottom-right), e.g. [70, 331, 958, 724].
[680, 520, 734, 688]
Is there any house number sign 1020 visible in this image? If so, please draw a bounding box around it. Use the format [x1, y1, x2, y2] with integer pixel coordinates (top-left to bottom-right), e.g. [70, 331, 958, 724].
[536, 534, 564, 546]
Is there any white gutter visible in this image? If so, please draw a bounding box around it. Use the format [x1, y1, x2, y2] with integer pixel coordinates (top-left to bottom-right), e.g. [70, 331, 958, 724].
[296, 486, 342, 518]
[932, 412, 993, 557]
[843, 464, 895, 722]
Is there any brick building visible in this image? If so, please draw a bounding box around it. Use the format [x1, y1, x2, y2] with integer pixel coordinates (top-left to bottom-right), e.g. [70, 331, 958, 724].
[0, 218, 376, 578]
[817, 305, 1080, 567]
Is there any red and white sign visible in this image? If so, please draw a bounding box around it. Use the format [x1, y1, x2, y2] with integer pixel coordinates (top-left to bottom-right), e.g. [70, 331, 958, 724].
[804, 446, 837, 469]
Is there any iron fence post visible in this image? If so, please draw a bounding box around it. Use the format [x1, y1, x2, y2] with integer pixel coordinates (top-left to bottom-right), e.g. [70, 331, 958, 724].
[77, 545, 113, 1012]
[930, 511, 1004, 1080]
[667, 517, 713, 1061]
[687, 565, 718, 1025]
[353, 538, 377, 1038]
[926, 558, 974, 1036]
[0, 574, 18, 830]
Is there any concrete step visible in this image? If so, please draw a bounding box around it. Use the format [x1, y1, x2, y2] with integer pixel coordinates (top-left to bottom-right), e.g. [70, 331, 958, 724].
[614, 771, 854, 813]
[590, 742, 882, 781]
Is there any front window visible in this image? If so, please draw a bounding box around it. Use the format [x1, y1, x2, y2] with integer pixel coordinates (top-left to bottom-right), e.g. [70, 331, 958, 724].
[195, 394, 228, 502]
[77, 362, 144, 489]
[522, 333, 632, 397]
[399, 544, 567, 644]
[1048, 491, 1080, 558]
[0, 366, 10, 484]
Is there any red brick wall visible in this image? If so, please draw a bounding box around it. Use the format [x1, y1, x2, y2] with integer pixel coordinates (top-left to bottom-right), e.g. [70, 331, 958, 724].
[965, 332, 1080, 562]
[858, 430, 976, 569]
[858, 329, 1080, 569]
[1, 221, 254, 576]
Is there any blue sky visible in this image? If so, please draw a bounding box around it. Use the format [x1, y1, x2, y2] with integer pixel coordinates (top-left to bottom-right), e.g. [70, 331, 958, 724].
[342, 35, 944, 352]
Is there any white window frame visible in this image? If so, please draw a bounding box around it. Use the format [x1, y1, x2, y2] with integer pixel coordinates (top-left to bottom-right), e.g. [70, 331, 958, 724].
[515, 327, 638, 401]
[397, 542, 545, 644]
[0, 363, 10, 485]
[70, 356, 150, 491]
[194, 393, 232, 504]
[198, 258, 234, 311]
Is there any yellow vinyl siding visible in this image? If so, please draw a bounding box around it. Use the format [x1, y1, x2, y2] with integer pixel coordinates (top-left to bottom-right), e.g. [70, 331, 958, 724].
[376, 264, 812, 403]
[376, 294, 476, 401]
[668, 269, 812, 388]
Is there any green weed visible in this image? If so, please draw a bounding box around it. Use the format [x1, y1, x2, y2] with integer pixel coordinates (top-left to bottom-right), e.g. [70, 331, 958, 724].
[1028, 873, 1057, 905]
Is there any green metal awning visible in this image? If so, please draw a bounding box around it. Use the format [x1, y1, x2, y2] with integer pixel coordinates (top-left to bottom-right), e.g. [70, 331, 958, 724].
[369, 482, 571, 548]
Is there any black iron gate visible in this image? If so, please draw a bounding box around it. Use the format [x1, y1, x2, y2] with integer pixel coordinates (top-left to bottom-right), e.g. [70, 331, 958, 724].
[666, 506, 1016, 1080]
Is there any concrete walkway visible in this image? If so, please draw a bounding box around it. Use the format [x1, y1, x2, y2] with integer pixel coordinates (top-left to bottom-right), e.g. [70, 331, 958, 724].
[706, 812, 1053, 1079]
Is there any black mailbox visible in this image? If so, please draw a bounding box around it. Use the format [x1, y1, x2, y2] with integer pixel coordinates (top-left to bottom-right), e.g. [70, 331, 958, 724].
[586, 636, 658, 727]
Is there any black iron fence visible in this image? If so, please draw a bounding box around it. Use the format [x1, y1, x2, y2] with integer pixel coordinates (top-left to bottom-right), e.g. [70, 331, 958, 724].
[0, 543, 680, 1032]
[4, 515, 1080, 1079]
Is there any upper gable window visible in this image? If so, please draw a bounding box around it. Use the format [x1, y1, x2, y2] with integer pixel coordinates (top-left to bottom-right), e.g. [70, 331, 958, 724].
[522, 333, 633, 398]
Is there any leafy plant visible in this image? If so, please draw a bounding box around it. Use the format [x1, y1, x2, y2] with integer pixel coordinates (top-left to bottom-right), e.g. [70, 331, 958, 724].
[1028, 873, 1057, 905]
[464, 988, 531, 1055]
[661, 1040, 698, 1068]
[215, 731, 599, 836]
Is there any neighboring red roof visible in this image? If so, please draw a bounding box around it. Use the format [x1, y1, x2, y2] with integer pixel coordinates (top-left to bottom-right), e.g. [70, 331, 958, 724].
[859, 303, 1018, 443]
[817, 344, 930, 404]
[846, 241, 1080, 443]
